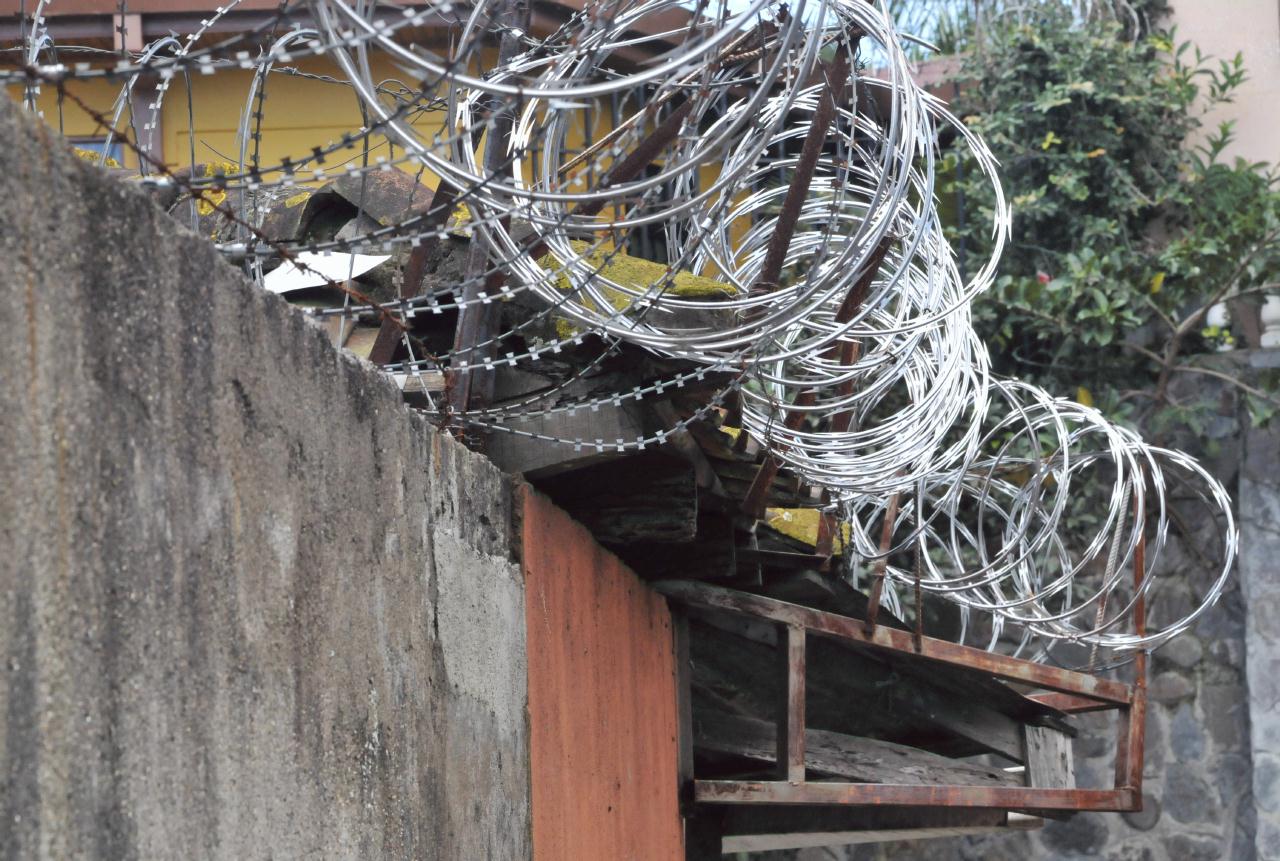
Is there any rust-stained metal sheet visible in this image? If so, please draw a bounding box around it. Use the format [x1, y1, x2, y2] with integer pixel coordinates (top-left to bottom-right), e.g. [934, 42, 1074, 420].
[521, 486, 685, 860]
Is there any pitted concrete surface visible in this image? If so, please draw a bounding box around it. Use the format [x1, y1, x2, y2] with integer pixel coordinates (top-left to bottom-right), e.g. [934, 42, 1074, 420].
[0, 96, 530, 861]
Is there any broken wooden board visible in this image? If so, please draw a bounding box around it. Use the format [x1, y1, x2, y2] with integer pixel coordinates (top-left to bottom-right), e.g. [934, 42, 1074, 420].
[687, 803, 1040, 858]
[1025, 724, 1076, 789]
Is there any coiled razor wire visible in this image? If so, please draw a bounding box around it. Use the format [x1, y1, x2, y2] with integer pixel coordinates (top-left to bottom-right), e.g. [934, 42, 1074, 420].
[10, 0, 1236, 668]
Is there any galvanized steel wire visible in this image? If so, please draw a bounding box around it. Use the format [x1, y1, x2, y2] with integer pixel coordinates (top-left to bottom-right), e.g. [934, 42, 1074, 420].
[11, 0, 1236, 665]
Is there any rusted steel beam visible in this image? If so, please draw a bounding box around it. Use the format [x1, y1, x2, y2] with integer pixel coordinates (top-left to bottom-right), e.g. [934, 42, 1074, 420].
[754, 47, 852, 291]
[739, 49, 855, 520]
[741, 390, 816, 519]
[694, 781, 1139, 812]
[450, 0, 528, 415]
[1115, 511, 1149, 793]
[814, 510, 836, 570]
[863, 488, 903, 633]
[777, 624, 807, 783]
[827, 238, 891, 435]
[655, 581, 1134, 704]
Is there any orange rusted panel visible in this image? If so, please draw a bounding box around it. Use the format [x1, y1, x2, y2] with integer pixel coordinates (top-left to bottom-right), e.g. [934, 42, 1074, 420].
[521, 486, 684, 861]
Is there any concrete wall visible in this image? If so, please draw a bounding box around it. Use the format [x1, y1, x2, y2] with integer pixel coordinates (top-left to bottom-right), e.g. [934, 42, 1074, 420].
[1171, 0, 1280, 165]
[0, 93, 692, 861]
[0, 97, 531, 860]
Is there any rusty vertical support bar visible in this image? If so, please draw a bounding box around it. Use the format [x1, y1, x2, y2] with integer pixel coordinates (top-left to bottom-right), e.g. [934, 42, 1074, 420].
[449, 0, 529, 417]
[754, 46, 851, 291]
[1116, 493, 1148, 800]
[741, 390, 816, 518]
[672, 610, 696, 816]
[912, 537, 924, 652]
[864, 488, 903, 633]
[815, 509, 836, 570]
[739, 48, 853, 518]
[367, 181, 459, 366]
[777, 623, 806, 783]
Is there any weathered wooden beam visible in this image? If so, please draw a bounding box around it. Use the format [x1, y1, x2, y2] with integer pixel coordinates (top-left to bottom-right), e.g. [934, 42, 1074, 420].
[714, 804, 1015, 837]
[697, 710, 1022, 788]
[721, 820, 1038, 854]
[616, 513, 740, 582]
[695, 781, 1139, 811]
[1024, 725, 1075, 790]
[534, 453, 697, 544]
[777, 624, 806, 783]
[1027, 692, 1112, 714]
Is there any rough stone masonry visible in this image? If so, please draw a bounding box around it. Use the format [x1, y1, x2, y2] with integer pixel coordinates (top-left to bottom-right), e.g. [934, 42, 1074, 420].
[746, 341, 1280, 861]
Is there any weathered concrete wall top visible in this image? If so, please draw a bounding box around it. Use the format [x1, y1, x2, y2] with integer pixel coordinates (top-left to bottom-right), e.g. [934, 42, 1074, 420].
[0, 96, 530, 860]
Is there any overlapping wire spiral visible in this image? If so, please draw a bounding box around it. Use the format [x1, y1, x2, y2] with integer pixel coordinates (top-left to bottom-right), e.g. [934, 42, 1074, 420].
[11, 0, 1237, 665]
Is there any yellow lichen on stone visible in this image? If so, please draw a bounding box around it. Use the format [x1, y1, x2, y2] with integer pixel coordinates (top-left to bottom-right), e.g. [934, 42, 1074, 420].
[194, 161, 237, 216]
[196, 190, 229, 216]
[284, 191, 312, 208]
[200, 160, 238, 178]
[537, 241, 734, 340]
[764, 507, 850, 550]
[72, 147, 122, 169]
[540, 241, 732, 304]
[446, 202, 473, 236]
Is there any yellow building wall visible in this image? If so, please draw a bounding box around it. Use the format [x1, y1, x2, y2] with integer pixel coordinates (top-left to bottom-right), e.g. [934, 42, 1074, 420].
[10, 51, 748, 270]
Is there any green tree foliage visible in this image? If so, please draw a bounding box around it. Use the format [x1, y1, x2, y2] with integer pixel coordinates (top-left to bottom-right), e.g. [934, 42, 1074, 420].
[943, 5, 1280, 426]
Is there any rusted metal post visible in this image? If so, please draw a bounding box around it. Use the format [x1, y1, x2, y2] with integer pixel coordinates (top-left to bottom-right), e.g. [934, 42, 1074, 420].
[827, 239, 891, 434]
[449, 0, 529, 416]
[1115, 493, 1148, 804]
[367, 181, 456, 366]
[754, 46, 852, 292]
[742, 390, 816, 518]
[815, 508, 836, 570]
[777, 623, 807, 784]
[864, 488, 903, 633]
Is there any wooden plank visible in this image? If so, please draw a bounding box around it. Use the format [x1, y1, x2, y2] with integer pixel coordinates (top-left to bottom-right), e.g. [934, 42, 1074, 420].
[534, 453, 698, 545]
[696, 710, 1022, 788]
[777, 625, 806, 782]
[716, 804, 1011, 836]
[695, 780, 1139, 811]
[1026, 693, 1113, 714]
[658, 581, 1134, 705]
[723, 821, 1041, 854]
[1024, 725, 1075, 789]
[617, 514, 739, 582]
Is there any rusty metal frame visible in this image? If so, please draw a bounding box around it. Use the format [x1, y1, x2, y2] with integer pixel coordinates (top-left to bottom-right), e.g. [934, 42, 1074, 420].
[657, 529, 1148, 814]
